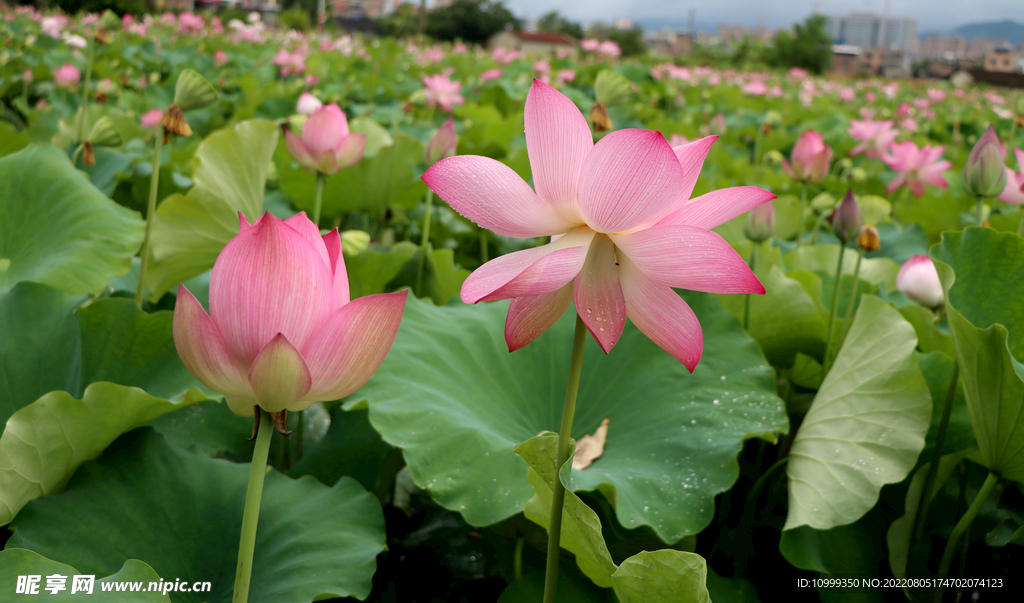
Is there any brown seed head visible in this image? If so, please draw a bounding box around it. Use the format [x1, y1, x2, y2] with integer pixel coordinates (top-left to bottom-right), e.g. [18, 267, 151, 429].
[83, 140, 95, 166]
[589, 101, 613, 133]
[857, 225, 881, 252]
[160, 104, 192, 139]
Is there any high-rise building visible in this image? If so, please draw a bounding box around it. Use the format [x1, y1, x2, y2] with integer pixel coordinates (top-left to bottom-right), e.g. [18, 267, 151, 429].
[825, 12, 918, 55]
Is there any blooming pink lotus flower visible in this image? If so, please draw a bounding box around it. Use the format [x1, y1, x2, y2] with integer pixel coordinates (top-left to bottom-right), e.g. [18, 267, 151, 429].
[480, 68, 503, 82]
[41, 15, 67, 38]
[555, 69, 576, 87]
[284, 104, 366, 176]
[296, 91, 323, 116]
[63, 34, 87, 49]
[272, 48, 307, 77]
[141, 108, 163, 129]
[997, 148, 1024, 205]
[782, 130, 833, 184]
[597, 40, 622, 57]
[848, 118, 899, 160]
[581, 39, 600, 52]
[422, 74, 465, 113]
[883, 141, 952, 198]
[896, 255, 943, 309]
[422, 81, 770, 370]
[173, 212, 407, 416]
[53, 64, 80, 88]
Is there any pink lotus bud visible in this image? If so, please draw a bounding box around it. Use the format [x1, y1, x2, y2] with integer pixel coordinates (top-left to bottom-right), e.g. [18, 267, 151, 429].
[214, 49, 228, 66]
[425, 118, 457, 167]
[781, 130, 832, 184]
[53, 64, 81, 88]
[480, 68, 503, 82]
[743, 201, 775, 243]
[284, 104, 366, 176]
[22, 69, 33, 83]
[831, 189, 861, 244]
[296, 92, 323, 116]
[141, 108, 164, 129]
[963, 125, 1008, 199]
[173, 212, 407, 417]
[896, 255, 943, 309]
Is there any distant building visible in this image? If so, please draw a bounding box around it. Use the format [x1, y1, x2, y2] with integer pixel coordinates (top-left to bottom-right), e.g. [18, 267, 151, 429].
[646, 28, 693, 56]
[826, 12, 918, 55]
[333, 0, 391, 19]
[830, 44, 910, 77]
[487, 31, 579, 57]
[983, 46, 1024, 73]
[717, 23, 773, 44]
[920, 35, 1008, 61]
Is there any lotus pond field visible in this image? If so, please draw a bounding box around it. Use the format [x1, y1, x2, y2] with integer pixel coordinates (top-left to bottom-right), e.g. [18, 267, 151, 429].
[2, 7, 1024, 603]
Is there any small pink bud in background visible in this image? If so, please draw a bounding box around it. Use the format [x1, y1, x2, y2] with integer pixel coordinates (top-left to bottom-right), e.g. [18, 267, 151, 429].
[744, 201, 775, 243]
[214, 49, 228, 66]
[480, 68, 503, 82]
[141, 108, 164, 129]
[782, 130, 832, 184]
[53, 64, 80, 88]
[963, 125, 1008, 198]
[897, 255, 943, 309]
[831, 189, 862, 244]
[305, 74, 318, 87]
[64, 34, 87, 49]
[284, 104, 366, 175]
[296, 92, 323, 116]
[22, 69, 33, 83]
[425, 117, 457, 167]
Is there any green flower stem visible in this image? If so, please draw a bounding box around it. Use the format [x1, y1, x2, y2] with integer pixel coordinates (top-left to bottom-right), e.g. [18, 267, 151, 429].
[135, 129, 164, 306]
[543, 313, 588, 603]
[809, 209, 830, 245]
[836, 249, 863, 355]
[481, 231, 489, 263]
[415, 189, 434, 297]
[910, 363, 959, 566]
[976, 197, 985, 227]
[233, 410, 273, 603]
[796, 182, 807, 247]
[70, 143, 84, 167]
[744, 245, 757, 330]
[1017, 211, 1024, 238]
[294, 410, 304, 463]
[744, 456, 788, 511]
[76, 38, 94, 145]
[313, 172, 325, 227]
[514, 537, 525, 581]
[934, 471, 999, 603]
[822, 245, 846, 374]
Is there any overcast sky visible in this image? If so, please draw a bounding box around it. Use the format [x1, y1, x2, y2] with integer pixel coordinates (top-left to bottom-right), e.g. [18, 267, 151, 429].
[500, 0, 1021, 34]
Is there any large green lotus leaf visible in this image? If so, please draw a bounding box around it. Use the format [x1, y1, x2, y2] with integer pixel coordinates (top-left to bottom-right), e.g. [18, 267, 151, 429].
[779, 521, 876, 575]
[930, 228, 1024, 362]
[899, 305, 954, 358]
[717, 263, 826, 368]
[52, 105, 144, 148]
[147, 119, 279, 298]
[0, 549, 169, 602]
[782, 245, 899, 290]
[0, 282, 212, 422]
[915, 351, 975, 462]
[611, 550, 710, 603]
[515, 435, 618, 587]
[345, 242, 418, 299]
[706, 569, 761, 602]
[350, 292, 787, 543]
[280, 132, 427, 218]
[937, 261, 1024, 483]
[288, 407, 395, 493]
[784, 295, 932, 530]
[0, 144, 145, 296]
[0, 383, 201, 526]
[8, 428, 386, 602]
[886, 450, 972, 581]
[497, 569, 613, 602]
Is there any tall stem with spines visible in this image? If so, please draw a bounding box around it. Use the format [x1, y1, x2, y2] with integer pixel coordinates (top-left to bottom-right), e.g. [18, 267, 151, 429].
[543, 314, 588, 603]
[232, 410, 274, 603]
[313, 172, 325, 227]
[823, 245, 846, 374]
[135, 129, 164, 306]
[415, 189, 434, 297]
[76, 38, 95, 146]
[796, 182, 807, 247]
